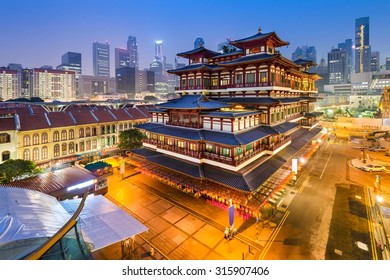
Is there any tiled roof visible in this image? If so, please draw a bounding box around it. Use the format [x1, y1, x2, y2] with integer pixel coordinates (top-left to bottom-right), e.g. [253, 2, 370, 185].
[136, 122, 271, 145]
[202, 164, 250, 192]
[136, 123, 202, 141]
[177, 46, 219, 58]
[217, 53, 279, 66]
[46, 112, 76, 127]
[130, 127, 323, 193]
[90, 108, 117, 123]
[214, 97, 280, 106]
[211, 50, 244, 59]
[271, 122, 299, 134]
[18, 113, 50, 130]
[0, 116, 16, 130]
[201, 110, 259, 118]
[69, 111, 99, 125]
[158, 94, 229, 110]
[5, 166, 97, 196]
[229, 31, 289, 48]
[168, 64, 222, 74]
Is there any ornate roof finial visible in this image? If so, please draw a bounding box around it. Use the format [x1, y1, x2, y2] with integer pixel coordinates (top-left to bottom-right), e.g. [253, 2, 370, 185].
[199, 42, 203, 48]
[258, 27, 262, 33]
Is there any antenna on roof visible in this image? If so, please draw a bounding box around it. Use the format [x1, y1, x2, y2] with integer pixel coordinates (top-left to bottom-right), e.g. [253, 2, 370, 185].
[258, 27, 262, 33]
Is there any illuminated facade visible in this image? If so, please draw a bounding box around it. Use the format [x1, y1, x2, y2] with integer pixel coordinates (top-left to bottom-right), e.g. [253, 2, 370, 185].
[32, 68, 76, 101]
[0, 69, 19, 100]
[135, 28, 322, 192]
[93, 41, 110, 77]
[355, 17, 371, 73]
[0, 102, 151, 165]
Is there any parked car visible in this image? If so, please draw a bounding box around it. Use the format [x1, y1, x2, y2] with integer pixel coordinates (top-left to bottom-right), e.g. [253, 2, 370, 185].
[360, 164, 386, 172]
[368, 146, 387, 152]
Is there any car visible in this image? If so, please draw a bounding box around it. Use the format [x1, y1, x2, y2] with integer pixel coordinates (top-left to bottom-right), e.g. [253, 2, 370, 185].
[360, 164, 386, 172]
[368, 146, 387, 152]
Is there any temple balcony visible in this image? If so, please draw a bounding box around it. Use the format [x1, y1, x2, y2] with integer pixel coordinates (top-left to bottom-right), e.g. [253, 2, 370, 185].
[175, 81, 316, 92]
[166, 120, 201, 129]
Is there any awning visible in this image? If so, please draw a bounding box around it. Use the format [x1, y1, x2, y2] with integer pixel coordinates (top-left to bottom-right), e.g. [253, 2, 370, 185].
[60, 195, 148, 251]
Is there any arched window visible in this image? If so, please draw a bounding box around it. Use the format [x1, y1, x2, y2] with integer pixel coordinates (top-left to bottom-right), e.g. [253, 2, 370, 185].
[61, 130, 67, 141]
[23, 135, 30, 146]
[79, 128, 84, 138]
[101, 125, 105, 135]
[106, 125, 111, 134]
[53, 131, 60, 142]
[32, 134, 39, 145]
[69, 129, 74, 140]
[124, 123, 128, 129]
[86, 127, 91, 137]
[41, 132, 48, 144]
[62, 143, 67, 155]
[2, 151, 10, 162]
[107, 136, 111, 146]
[92, 127, 97, 136]
[33, 148, 39, 161]
[23, 149, 30, 160]
[92, 139, 97, 149]
[86, 140, 91, 151]
[119, 124, 123, 131]
[79, 141, 85, 152]
[69, 142, 74, 154]
[129, 122, 133, 129]
[112, 124, 116, 133]
[41, 146, 48, 160]
[54, 144, 60, 157]
[112, 136, 116, 145]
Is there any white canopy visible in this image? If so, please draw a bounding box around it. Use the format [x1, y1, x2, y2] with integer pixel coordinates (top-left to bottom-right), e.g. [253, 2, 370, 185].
[61, 195, 148, 251]
[0, 187, 148, 258]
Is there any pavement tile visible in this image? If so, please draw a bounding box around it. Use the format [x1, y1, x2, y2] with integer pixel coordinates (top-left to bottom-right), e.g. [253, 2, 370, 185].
[174, 238, 209, 260]
[161, 206, 188, 224]
[148, 199, 174, 215]
[192, 224, 223, 248]
[175, 215, 205, 235]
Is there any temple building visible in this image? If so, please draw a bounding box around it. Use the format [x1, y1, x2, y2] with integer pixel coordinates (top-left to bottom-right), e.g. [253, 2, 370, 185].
[133, 28, 323, 210]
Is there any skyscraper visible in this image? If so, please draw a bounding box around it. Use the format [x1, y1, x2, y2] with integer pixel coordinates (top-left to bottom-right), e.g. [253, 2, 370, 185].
[291, 46, 317, 63]
[194, 37, 205, 49]
[155, 40, 164, 63]
[57, 52, 82, 75]
[370, 51, 380, 72]
[355, 17, 371, 73]
[115, 48, 130, 69]
[93, 41, 110, 77]
[127, 36, 139, 69]
[328, 48, 348, 84]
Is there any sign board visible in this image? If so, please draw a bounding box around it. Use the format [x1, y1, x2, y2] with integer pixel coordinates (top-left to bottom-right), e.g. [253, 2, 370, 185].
[292, 158, 298, 174]
[228, 205, 234, 227]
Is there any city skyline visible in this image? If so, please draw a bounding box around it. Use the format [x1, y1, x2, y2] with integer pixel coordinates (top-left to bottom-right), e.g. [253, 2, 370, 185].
[1, 0, 390, 76]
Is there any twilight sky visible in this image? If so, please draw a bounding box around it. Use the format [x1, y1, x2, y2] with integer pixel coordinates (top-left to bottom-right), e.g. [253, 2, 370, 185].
[1, 0, 389, 76]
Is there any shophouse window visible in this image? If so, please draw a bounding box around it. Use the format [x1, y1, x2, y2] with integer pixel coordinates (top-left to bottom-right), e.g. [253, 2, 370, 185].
[23, 135, 31, 146]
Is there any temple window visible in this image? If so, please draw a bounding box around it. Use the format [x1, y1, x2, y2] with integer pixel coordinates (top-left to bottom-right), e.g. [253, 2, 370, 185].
[246, 73, 255, 83]
[221, 147, 231, 157]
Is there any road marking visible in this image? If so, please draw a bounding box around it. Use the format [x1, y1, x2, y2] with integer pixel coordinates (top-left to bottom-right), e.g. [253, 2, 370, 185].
[319, 149, 333, 179]
[259, 210, 290, 260]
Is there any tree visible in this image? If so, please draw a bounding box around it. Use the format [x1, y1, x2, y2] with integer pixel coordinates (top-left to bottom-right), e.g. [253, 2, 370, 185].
[0, 159, 42, 183]
[221, 45, 238, 54]
[118, 129, 145, 153]
[144, 95, 158, 103]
